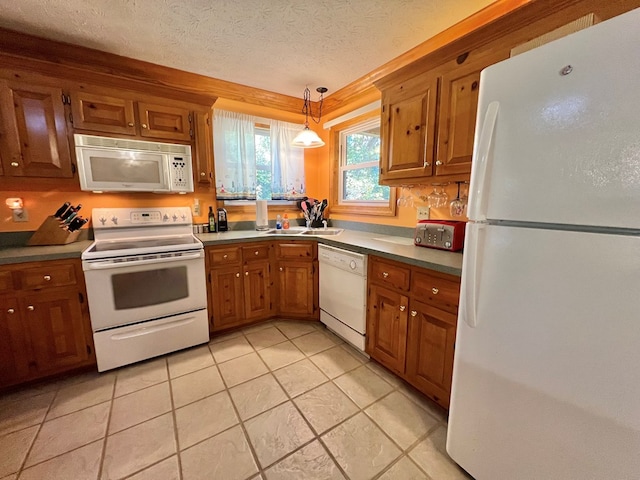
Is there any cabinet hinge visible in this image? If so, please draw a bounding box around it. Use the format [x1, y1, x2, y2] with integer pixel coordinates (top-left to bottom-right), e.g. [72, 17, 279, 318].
[69, 112, 73, 124]
[61, 93, 71, 105]
[78, 292, 84, 303]
[86, 344, 92, 355]
[208, 273, 211, 283]
[189, 129, 194, 138]
[188, 113, 193, 123]
[206, 117, 210, 126]
[71, 163, 77, 174]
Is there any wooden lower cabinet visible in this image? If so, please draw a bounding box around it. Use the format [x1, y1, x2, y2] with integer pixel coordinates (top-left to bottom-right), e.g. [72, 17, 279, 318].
[0, 259, 95, 389]
[366, 255, 460, 409]
[406, 300, 457, 407]
[243, 260, 271, 320]
[367, 284, 408, 374]
[209, 266, 244, 329]
[206, 241, 318, 332]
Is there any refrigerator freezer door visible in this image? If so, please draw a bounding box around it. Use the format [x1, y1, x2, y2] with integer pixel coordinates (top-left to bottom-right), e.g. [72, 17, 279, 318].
[448, 223, 640, 479]
[468, 7, 640, 229]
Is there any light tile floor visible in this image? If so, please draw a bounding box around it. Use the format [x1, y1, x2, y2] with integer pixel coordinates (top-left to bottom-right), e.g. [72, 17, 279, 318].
[0, 320, 473, 480]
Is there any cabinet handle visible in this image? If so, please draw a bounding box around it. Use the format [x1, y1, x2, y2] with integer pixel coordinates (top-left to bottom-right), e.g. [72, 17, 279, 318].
[279, 267, 283, 272]
[432, 287, 439, 294]
[223, 254, 228, 259]
[254, 250, 259, 256]
[27, 305, 35, 311]
[7, 308, 15, 314]
[245, 271, 249, 276]
[142, 124, 148, 129]
[399, 305, 406, 312]
[382, 272, 389, 278]
[411, 310, 417, 317]
[127, 122, 134, 127]
[235, 273, 240, 278]
[11, 162, 19, 167]
[435, 160, 443, 166]
[200, 172, 206, 177]
[43, 275, 51, 281]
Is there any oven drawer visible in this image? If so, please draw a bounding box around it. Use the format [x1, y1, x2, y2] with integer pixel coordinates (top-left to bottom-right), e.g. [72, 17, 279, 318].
[208, 246, 241, 266]
[242, 245, 270, 262]
[92, 309, 209, 372]
[18, 264, 77, 290]
[370, 257, 410, 291]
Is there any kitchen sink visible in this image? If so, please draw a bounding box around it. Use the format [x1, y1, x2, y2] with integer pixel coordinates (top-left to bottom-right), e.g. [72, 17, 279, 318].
[262, 228, 307, 235]
[301, 228, 344, 236]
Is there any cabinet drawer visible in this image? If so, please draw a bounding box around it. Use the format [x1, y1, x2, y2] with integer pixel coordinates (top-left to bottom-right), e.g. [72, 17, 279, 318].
[411, 270, 460, 313]
[18, 264, 77, 290]
[208, 247, 241, 266]
[276, 242, 314, 260]
[242, 245, 270, 262]
[370, 257, 410, 291]
[0, 270, 14, 293]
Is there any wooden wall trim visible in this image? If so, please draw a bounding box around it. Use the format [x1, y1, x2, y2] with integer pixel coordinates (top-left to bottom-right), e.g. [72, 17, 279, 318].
[0, 27, 304, 114]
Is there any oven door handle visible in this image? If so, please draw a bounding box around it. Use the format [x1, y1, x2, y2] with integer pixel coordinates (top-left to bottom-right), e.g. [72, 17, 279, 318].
[84, 251, 203, 270]
[110, 316, 198, 340]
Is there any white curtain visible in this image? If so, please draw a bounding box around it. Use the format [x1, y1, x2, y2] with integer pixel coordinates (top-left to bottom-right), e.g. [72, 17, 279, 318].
[213, 110, 257, 200]
[270, 120, 306, 200]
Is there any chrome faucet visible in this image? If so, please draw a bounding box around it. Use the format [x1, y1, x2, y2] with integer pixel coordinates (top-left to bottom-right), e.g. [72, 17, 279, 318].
[322, 220, 328, 230]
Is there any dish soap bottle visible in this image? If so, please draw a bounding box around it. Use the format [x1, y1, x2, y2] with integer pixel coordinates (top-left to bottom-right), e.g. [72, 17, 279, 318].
[283, 213, 290, 230]
[276, 215, 282, 230]
[208, 206, 217, 233]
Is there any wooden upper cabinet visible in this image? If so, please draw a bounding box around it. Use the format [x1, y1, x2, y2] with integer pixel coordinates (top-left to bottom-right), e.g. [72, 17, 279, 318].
[194, 110, 213, 186]
[0, 81, 73, 178]
[435, 51, 509, 176]
[137, 102, 192, 141]
[70, 91, 136, 136]
[379, 73, 438, 183]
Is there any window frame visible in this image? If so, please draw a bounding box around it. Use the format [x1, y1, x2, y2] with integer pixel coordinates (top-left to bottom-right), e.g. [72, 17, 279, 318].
[329, 110, 396, 217]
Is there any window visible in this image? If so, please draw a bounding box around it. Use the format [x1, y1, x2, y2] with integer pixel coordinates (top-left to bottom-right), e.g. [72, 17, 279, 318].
[330, 112, 396, 216]
[213, 110, 305, 206]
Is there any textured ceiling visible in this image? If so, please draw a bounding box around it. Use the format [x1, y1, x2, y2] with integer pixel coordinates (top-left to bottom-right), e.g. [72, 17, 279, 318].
[0, 0, 494, 98]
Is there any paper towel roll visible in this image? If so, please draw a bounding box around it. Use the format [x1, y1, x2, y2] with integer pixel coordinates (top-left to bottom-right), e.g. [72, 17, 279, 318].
[255, 200, 269, 230]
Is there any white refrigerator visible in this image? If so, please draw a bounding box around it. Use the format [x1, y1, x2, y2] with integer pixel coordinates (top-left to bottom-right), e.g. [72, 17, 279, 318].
[447, 7, 640, 480]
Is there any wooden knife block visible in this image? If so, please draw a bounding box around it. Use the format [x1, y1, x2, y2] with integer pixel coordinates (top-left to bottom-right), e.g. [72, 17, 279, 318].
[27, 216, 81, 246]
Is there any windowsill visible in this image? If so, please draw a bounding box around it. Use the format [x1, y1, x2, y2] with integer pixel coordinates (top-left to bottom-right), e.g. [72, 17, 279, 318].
[330, 202, 396, 217]
[221, 200, 300, 214]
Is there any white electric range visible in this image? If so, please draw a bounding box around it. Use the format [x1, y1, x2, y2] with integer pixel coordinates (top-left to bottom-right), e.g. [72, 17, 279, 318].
[81, 207, 209, 372]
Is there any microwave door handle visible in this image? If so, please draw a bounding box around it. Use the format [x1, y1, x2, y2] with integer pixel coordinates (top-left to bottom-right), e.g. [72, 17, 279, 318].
[85, 251, 203, 270]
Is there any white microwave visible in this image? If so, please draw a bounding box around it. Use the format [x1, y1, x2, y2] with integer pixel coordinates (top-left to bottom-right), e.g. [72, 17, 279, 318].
[74, 134, 194, 193]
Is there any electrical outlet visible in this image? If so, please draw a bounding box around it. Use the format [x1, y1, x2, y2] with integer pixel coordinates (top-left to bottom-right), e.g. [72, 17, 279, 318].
[192, 199, 201, 216]
[417, 206, 430, 221]
[13, 209, 28, 222]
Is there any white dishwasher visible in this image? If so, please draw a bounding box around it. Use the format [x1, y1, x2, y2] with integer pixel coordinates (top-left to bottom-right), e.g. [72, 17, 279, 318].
[318, 244, 368, 352]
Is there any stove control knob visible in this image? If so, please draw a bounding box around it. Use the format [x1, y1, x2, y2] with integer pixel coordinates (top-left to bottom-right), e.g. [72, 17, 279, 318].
[111, 216, 118, 225]
[163, 214, 169, 222]
[181, 214, 187, 221]
[172, 214, 178, 222]
[99, 217, 107, 225]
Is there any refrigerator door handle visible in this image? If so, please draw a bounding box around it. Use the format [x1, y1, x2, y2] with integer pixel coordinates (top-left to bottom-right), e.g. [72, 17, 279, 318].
[462, 222, 484, 328]
[468, 101, 499, 221]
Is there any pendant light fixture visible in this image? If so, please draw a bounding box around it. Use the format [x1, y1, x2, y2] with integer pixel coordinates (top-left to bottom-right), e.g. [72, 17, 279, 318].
[292, 86, 328, 148]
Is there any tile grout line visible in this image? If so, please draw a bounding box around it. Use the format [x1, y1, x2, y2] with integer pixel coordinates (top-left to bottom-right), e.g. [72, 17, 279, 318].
[96, 371, 117, 480]
[165, 357, 185, 480]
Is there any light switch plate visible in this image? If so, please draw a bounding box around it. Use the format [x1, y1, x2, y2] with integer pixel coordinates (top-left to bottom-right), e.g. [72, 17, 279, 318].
[417, 207, 430, 221]
[13, 209, 28, 222]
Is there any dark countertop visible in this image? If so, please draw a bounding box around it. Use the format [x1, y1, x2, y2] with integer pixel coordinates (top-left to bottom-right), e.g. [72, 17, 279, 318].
[0, 229, 462, 276]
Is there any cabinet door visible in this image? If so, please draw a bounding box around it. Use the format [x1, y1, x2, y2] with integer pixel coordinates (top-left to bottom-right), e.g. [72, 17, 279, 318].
[0, 81, 73, 177]
[137, 102, 192, 141]
[243, 260, 271, 320]
[0, 298, 32, 386]
[22, 290, 89, 374]
[367, 284, 409, 374]
[70, 91, 136, 135]
[209, 266, 244, 330]
[435, 51, 508, 176]
[379, 77, 438, 183]
[406, 300, 457, 408]
[277, 261, 315, 317]
[194, 110, 214, 186]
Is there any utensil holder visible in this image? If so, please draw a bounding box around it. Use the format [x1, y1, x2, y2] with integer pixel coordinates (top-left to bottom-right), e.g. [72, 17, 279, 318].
[310, 219, 325, 228]
[27, 216, 81, 246]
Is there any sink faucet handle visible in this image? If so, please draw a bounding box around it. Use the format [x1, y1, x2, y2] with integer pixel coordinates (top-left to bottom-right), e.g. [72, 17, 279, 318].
[322, 220, 328, 230]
